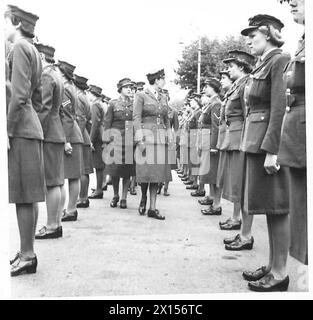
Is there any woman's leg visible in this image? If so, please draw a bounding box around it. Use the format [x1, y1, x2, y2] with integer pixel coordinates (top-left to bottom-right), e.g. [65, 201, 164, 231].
[122, 177, 131, 200]
[268, 214, 290, 280]
[141, 183, 149, 199]
[95, 169, 104, 193]
[149, 183, 158, 211]
[212, 185, 222, 209]
[16, 204, 37, 259]
[232, 202, 241, 222]
[57, 185, 66, 226]
[67, 178, 80, 214]
[112, 177, 120, 198]
[46, 186, 61, 230]
[240, 209, 254, 241]
[79, 174, 89, 201]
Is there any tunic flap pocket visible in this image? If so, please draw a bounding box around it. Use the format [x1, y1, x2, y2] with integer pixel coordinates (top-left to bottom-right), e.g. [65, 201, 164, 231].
[250, 112, 270, 123]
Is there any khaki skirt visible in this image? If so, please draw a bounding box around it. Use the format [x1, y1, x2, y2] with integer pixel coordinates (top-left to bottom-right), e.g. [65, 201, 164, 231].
[92, 141, 105, 170]
[43, 142, 65, 188]
[83, 145, 94, 175]
[222, 151, 245, 203]
[64, 143, 84, 179]
[135, 143, 172, 183]
[216, 151, 227, 188]
[243, 153, 289, 215]
[8, 138, 45, 204]
[289, 167, 307, 265]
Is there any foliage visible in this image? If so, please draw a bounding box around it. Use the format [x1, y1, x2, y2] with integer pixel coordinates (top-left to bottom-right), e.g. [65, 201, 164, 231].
[175, 35, 249, 89]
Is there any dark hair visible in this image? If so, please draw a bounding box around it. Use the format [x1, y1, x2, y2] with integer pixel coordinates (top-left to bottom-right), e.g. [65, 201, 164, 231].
[148, 75, 164, 86]
[9, 15, 35, 38]
[233, 61, 253, 74]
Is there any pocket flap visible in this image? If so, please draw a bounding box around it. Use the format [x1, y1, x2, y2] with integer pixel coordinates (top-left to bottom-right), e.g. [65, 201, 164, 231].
[250, 112, 270, 123]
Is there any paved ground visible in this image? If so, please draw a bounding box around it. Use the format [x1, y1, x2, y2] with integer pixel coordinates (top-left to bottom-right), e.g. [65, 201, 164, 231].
[9, 172, 308, 298]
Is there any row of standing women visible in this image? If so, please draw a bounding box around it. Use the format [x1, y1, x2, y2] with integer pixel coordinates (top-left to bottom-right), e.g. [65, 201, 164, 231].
[5, 3, 175, 277]
[177, 0, 306, 292]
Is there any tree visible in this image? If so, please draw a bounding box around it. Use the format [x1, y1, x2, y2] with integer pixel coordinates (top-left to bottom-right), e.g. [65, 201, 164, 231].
[175, 35, 249, 90]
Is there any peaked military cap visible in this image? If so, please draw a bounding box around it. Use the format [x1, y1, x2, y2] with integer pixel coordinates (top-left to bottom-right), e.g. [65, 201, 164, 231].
[203, 77, 222, 94]
[89, 85, 102, 97]
[34, 43, 55, 60]
[223, 50, 256, 67]
[279, 0, 290, 3]
[219, 69, 230, 77]
[241, 14, 285, 36]
[73, 74, 89, 91]
[136, 81, 146, 88]
[117, 78, 133, 92]
[58, 60, 76, 80]
[5, 5, 39, 26]
[146, 69, 165, 82]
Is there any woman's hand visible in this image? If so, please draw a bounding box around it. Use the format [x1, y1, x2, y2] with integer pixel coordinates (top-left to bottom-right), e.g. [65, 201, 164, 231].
[65, 142, 73, 155]
[137, 141, 146, 153]
[264, 153, 280, 175]
[7, 137, 10, 150]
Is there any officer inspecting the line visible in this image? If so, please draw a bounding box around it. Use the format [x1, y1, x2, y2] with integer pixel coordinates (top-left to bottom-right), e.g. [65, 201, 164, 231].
[133, 69, 171, 220]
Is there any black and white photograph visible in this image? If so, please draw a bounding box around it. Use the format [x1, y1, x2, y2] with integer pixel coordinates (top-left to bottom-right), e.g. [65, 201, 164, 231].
[0, 0, 311, 300]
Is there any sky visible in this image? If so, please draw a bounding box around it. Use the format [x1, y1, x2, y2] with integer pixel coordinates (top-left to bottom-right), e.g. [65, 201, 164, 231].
[3, 0, 304, 98]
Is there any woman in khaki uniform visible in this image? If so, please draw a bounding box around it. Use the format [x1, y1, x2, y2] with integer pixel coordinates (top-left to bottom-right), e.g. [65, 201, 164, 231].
[73, 75, 93, 209]
[133, 69, 171, 220]
[103, 78, 135, 209]
[217, 50, 255, 231]
[57, 61, 84, 222]
[214, 70, 233, 207]
[199, 79, 223, 216]
[88, 85, 106, 199]
[278, 0, 307, 265]
[239, 15, 291, 292]
[5, 5, 44, 276]
[35, 44, 66, 240]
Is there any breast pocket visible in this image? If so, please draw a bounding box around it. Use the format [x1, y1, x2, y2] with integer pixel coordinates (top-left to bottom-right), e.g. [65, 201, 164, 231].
[240, 111, 269, 154]
[250, 68, 271, 99]
[286, 56, 305, 89]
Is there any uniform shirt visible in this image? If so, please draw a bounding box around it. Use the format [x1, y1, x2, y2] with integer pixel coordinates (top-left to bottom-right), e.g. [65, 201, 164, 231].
[7, 37, 43, 140]
[60, 75, 84, 144]
[90, 97, 105, 144]
[38, 65, 66, 143]
[240, 48, 290, 154]
[76, 89, 92, 146]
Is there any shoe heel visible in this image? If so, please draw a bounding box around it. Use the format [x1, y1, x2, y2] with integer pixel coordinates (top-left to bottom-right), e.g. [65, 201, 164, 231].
[26, 264, 37, 274]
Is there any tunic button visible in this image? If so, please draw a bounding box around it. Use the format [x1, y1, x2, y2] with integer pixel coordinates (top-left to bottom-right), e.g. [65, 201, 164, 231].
[261, 116, 265, 120]
[286, 107, 291, 113]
